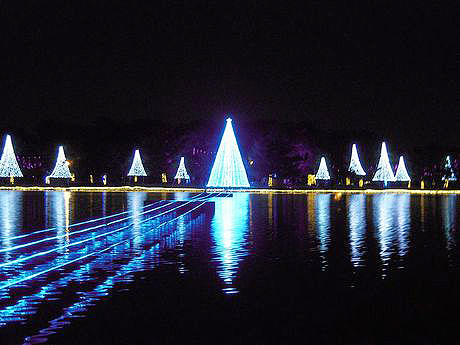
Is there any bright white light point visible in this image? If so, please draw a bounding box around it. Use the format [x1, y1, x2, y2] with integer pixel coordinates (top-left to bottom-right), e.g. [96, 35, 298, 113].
[48, 146, 72, 179]
[395, 156, 410, 181]
[315, 157, 330, 180]
[207, 117, 250, 188]
[0, 134, 23, 177]
[174, 157, 190, 180]
[372, 142, 396, 182]
[348, 144, 366, 176]
[127, 149, 147, 177]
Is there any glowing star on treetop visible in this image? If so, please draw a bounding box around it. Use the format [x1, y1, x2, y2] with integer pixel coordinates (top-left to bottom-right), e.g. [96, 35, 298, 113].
[127, 149, 147, 177]
[174, 157, 190, 181]
[315, 156, 330, 180]
[0, 134, 23, 177]
[207, 118, 250, 188]
[48, 146, 72, 179]
[348, 144, 366, 176]
[372, 142, 396, 182]
[394, 156, 410, 181]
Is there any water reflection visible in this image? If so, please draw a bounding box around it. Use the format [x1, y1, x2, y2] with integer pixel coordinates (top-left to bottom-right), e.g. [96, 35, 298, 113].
[373, 194, 411, 275]
[44, 191, 73, 252]
[442, 195, 456, 254]
[348, 194, 366, 267]
[316, 194, 331, 269]
[211, 193, 250, 294]
[127, 192, 147, 249]
[0, 191, 23, 261]
[396, 194, 410, 258]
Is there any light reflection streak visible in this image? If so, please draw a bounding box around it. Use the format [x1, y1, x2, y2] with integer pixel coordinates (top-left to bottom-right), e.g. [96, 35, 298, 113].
[396, 194, 410, 258]
[211, 193, 249, 294]
[373, 194, 396, 275]
[348, 194, 366, 267]
[0, 191, 23, 261]
[316, 194, 331, 269]
[442, 195, 456, 254]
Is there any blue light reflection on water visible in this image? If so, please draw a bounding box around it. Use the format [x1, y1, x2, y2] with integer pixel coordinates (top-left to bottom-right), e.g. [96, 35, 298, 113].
[348, 194, 366, 268]
[0, 190, 210, 342]
[315, 194, 331, 270]
[442, 195, 457, 256]
[211, 193, 250, 294]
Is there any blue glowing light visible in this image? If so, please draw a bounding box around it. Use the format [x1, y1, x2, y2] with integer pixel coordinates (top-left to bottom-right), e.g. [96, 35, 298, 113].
[348, 194, 366, 267]
[207, 118, 250, 188]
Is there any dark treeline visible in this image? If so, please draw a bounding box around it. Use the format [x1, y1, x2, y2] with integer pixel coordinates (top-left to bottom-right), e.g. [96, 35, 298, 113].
[2, 117, 459, 187]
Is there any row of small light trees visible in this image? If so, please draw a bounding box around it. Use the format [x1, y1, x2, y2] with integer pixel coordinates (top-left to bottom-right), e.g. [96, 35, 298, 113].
[315, 142, 411, 185]
[315, 142, 457, 187]
[0, 134, 191, 185]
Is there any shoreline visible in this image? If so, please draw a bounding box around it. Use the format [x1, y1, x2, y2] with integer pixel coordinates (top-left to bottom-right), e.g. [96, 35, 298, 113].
[0, 186, 459, 195]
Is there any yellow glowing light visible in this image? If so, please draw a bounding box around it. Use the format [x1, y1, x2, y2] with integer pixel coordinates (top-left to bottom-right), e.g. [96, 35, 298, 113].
[334, 192, 343, 200]
[9, 176, 14, 185]
[346, 177, 351, 186]
[268, 174, 273, 187]
[134, 176, 138, 183]
[89, 175, 94, 184]
[421, 181, 424, 189]
[65, 160, 71, 166]
[359, 179, 364, 188]
[307, 174, 316, 186]
[162, 173, 167, 183]
[70, 173, 75, 182]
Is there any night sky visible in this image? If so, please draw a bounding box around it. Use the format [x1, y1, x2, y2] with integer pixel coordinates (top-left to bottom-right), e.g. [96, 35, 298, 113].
[0, 1, 458, 145]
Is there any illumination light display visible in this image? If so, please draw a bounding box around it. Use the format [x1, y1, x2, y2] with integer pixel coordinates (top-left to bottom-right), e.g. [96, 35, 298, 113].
[372, 142, 395, 182]
[207, 118, 250, 188]
[127, 149, 147, 177]
[0, 134, 23, 177]
[394, 156, 410, 181]
[48, 146, 72, 179]
[348, 144, 366, 176]
[442, 156, 456, 181]
[174, 157, 190, 181]
[315, 157, 330, 180]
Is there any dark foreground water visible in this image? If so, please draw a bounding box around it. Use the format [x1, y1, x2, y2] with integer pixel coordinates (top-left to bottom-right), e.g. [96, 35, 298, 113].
[0, 190, 460, 344]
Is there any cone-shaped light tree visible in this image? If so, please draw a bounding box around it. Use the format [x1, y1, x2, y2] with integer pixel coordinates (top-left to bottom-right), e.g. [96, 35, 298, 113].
[207, 118, 250, 188]
[372, 142, 395, 182]
[394, 156, 410, 181]
[348, 144, 366, 176]
[0, 134, 23, 177]
[315, 157, 331, 180]
[442, 156, 457, 181]
[127, 149, 147, 177]
[174, 157, 190, 182]
[48, 146, 72, 179]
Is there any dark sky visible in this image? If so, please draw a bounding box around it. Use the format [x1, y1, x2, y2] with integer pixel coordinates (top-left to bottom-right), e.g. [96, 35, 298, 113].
[0, 1, 458, 144]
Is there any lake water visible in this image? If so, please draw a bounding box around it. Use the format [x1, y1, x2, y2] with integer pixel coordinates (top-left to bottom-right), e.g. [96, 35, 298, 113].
[0, 190, 459, 344]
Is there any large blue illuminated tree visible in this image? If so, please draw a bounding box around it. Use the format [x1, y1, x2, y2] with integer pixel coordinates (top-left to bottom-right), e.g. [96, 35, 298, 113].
[0, 134, 23, 177]
[207, 118, 250, 188]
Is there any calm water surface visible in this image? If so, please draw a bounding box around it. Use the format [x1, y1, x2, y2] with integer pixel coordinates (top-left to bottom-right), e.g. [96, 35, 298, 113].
[0, 190, 459, 344]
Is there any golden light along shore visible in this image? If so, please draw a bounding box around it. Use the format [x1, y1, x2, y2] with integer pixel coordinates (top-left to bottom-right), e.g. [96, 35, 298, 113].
[0, 186, 459, 195]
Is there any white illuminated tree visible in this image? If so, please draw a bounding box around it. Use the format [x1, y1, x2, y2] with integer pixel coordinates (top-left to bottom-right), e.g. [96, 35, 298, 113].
[315, 156, 330, 180]
[348, 144, 366, 176]
[0, 134, 23, 177]
[207, 118, 250, 188]
[48, 146, 72, 179]
[394, 156, 410, 181]
[174, 157, 190, 182]
[127, 149, 147, 177]
[442, 155, 457, 181]
[372, 142, 395, 182]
